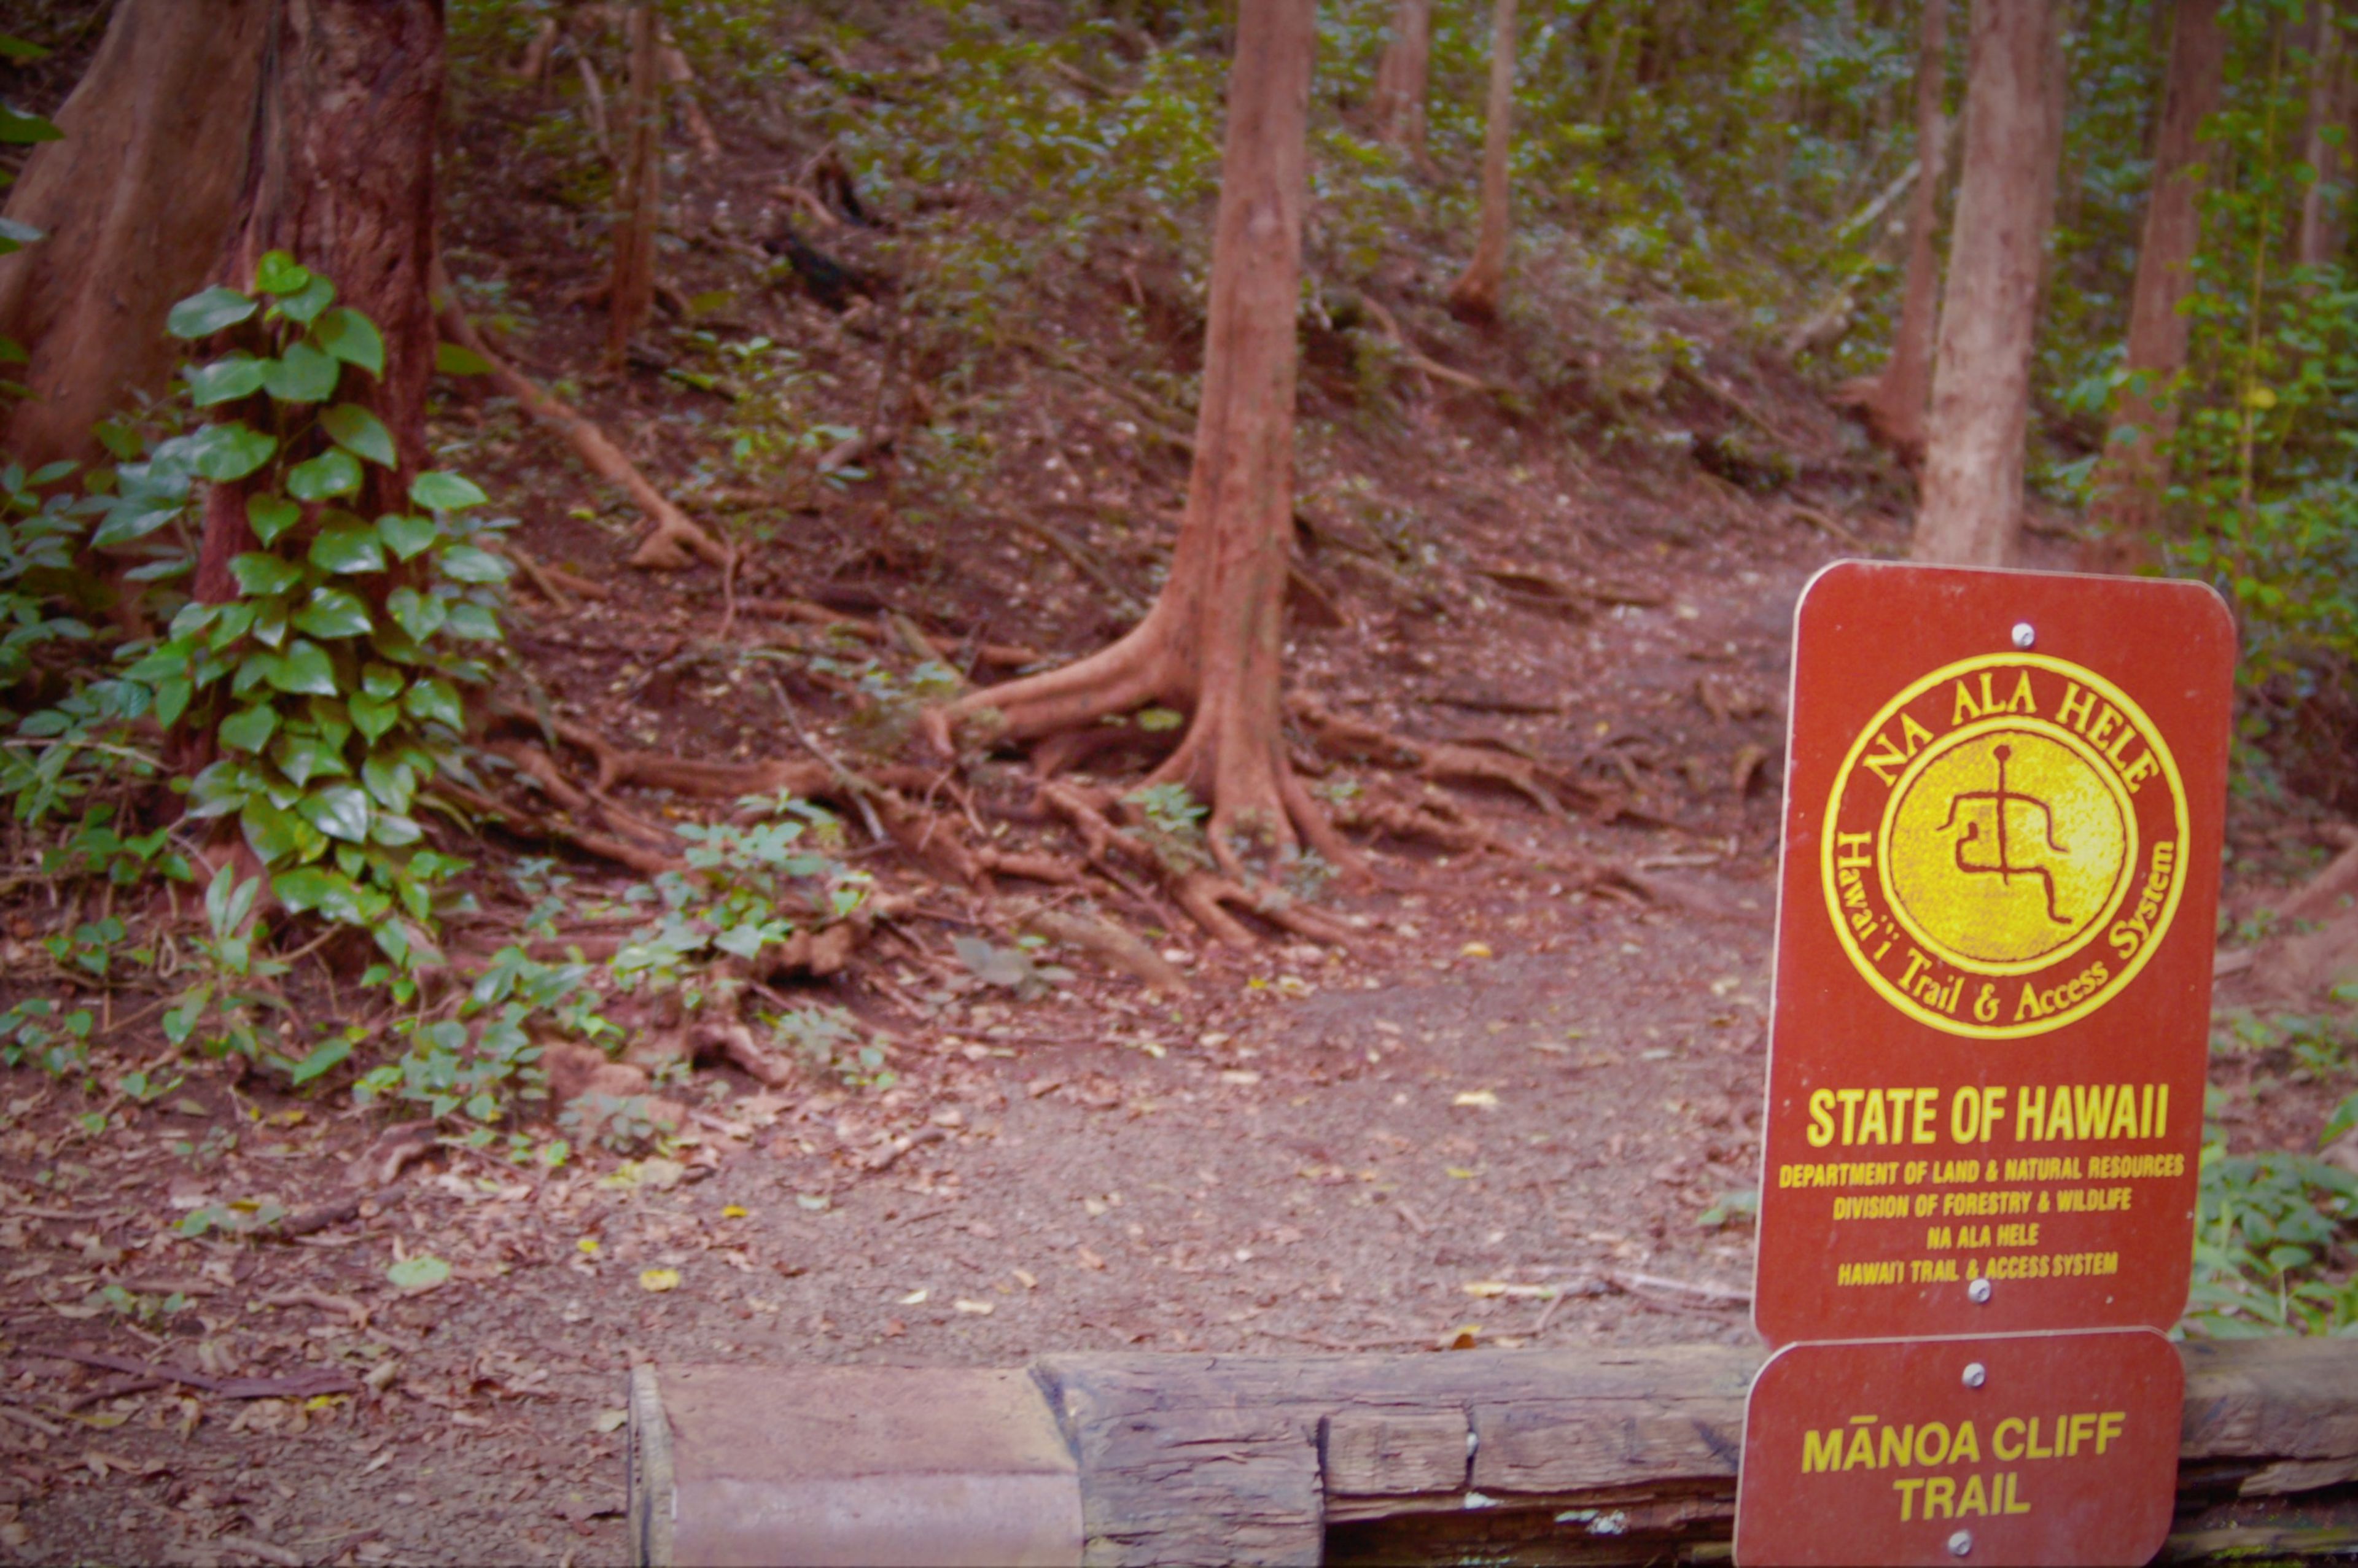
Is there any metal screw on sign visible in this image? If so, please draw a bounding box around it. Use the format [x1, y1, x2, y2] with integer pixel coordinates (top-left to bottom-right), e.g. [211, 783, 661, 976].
[1949, 1529, 1974, 1558]
[2010, 621, 2035, 649]
[1960, 1362, 1987, 1389]
[1966, 1277, 1993, 1304]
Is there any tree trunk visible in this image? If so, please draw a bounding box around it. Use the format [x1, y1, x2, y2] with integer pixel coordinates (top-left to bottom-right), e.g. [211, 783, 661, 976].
[2085, 0, 2224, 540]
[1853, 0, 1949, 458]
[932, 0, 1357, 894]
[0, 0, 273, 472]
[1447, 0, 1517, 319]
[2295, 1, 2349, 276]
[608, 2, 661, 364]
[1369, 0, 1431, 156]
[196, 0, 443, 604]
[1911, 0, 2065, 566]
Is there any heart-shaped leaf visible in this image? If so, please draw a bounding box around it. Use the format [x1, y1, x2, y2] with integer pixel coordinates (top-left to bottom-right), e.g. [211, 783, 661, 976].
[443, 600, 503, 642]
[299, 783, 372, 844]
[246, 494, 301, 546]
[268, 639, 338, 697]
[239, 798, 303, 863]
[360, 661, 405, 701]
[308, 522, 384, 574]
[293, 586, 372, 639]
[313, 308, 386, 377]
[262, 341, 340, 404]
[368, 812, 422, 847]
[228, 553, 302, 597]
[188, 421, 278, 482]
[437, 545, 511, 584]
[386, 586, 447, 642]
[349, 693, 398, 742]
[185, 353, 267, 408]
[402, 677, 463, 729]
[376, 513, 438, 560]
[275, 273, 337, 325]
[252, 250, 312, 297]
[409, 471, 488, 512]
[217, 704, 279, 754]
[286, 448, 362, 502]
[321, 403, 395, 467]
[362, 755, 416, 812]
[276, 866, 367, 927]
[273, 732, 348, 786]
[167, 286, 258, 340]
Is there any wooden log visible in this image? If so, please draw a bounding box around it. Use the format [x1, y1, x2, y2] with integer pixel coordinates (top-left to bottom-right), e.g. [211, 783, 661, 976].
[629, 1339, 2358, 1567]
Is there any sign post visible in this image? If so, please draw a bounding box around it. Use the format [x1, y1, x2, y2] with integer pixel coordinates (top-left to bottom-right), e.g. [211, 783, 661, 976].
[1736, 562, 2233, 1566]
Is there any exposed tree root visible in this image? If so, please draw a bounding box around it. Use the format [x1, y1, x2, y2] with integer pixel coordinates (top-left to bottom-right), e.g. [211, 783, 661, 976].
[1035, 782, 1352, 949]
[433, 266, 730, 570]
[1291, 695, 1601, 819]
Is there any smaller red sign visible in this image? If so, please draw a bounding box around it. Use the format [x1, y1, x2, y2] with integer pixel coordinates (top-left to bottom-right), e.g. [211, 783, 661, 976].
[1735, 1329, 2181, 1567]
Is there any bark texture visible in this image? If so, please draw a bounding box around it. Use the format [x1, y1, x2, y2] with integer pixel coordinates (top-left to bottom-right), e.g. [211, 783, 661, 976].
[608, 2, 663, 362]
[2087, 0, 2224, 540]
[0, 0, 273, 471]
[2296, 1, 2350, 275]
[1369, 0, 1431, 155]
[1853, 0, 1949, 458]
[1912, 0, 2064, 566]
[1447, 0, 1518, 319]
[197, 0, 444, 604]
[932, 0, 1352, 888]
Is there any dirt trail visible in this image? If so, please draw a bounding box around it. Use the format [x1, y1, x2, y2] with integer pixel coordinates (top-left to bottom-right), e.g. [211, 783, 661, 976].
[1, 489, 1840, 1565]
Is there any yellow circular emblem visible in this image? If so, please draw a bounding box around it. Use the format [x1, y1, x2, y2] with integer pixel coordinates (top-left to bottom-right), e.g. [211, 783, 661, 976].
[1821, 654, 2189, 1038]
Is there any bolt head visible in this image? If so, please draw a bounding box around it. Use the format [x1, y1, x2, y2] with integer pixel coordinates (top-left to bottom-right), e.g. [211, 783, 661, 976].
[1961, 1362, 1987, 1388]
[1967, 1277, 1993, 1304]
[2010, 621, 2036, 650]
[1950, 1528, 1974, 1557]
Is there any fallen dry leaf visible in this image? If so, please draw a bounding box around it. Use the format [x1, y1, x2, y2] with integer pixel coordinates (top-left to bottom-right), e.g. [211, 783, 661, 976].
[952, 1298, 994, 1315]
[1451, 1090, 1500, 1109]
[638, 1268, 682, 1293]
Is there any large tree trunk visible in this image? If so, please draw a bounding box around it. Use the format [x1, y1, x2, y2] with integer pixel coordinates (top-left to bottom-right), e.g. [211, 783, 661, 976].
[0, 0, 273, 472]
[1447, 0, 1517, 319]
[608, 2, 662, 363]
[932, 0, 1356, 899]
[1851, 0, 1949, 458]
[1911, 0, 2065, 566]
[2085, 0, 2224, 540]
[1369, 0, 1431, 156]
[195, 0, 443, 604]
[2296, 1, 2349, 275]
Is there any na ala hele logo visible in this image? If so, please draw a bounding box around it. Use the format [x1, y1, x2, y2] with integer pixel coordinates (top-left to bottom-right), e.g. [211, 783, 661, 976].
[1821, 653, 2190, 1039]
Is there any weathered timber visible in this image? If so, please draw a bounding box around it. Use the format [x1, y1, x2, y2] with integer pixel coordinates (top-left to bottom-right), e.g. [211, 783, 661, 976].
[630, 1338, 2358, 1567]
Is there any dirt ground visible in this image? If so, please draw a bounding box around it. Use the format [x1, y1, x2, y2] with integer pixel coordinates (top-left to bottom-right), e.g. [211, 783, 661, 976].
[4, 14, 2356, 1565]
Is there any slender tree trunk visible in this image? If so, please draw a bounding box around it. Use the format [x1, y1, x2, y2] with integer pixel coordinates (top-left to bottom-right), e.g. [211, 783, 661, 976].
[1369, 0, 1431, 156]
[1912, 0, 2065, 565]
[1448, 0, 1517, 319]
[2296, 1, 2349, 275]
[196, 0, 443, 604]
[608, 2, 662, 363]
[1854, 0, 1949, 457]
[933, 0, 1355, 884]
[2085, 0, 2224, 539]
[0, 0, 273, 471]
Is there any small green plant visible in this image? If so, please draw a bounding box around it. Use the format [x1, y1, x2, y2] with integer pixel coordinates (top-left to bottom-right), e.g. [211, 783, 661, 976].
[771, 1004, 896, 1089]
[1124, 781, 1210, 873]
[107, 255, 506, 960]
[2186, 1096, 2358, 1337]
[161, 869, 291, 1062]
[354, 945, 602, 1125]
[950, 934, 1071, 1001]
[0, 996, 92, 1076]
[559, 1091, 672, 1152]
[612, 799, 864, 1003]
